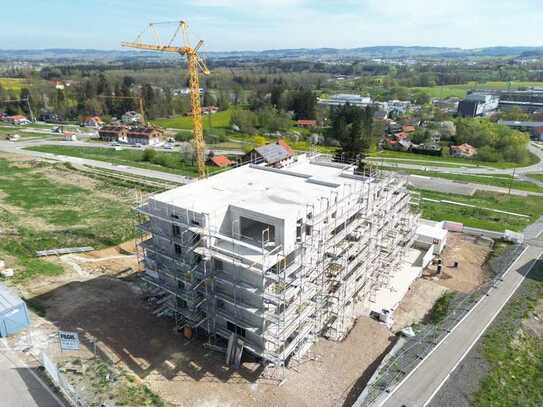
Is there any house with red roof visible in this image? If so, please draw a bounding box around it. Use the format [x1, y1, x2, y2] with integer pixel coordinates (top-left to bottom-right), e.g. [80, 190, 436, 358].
[296, 119, 317, 128]
[450, 143, 477, 158]
[207, 155, 233, 168]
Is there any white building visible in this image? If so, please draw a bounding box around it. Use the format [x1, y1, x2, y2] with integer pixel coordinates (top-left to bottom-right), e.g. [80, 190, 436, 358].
[318, 94, 372, 107]
[137, 154, 419, 365]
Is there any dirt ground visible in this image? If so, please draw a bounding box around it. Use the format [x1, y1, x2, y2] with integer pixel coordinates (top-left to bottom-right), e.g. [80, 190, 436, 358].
[12, 243, 394, 407]
[425, 233, 493, 293]
[393, 232, 492, 332]
[9, 232, 493, 407]
[392, 279, 448, 331]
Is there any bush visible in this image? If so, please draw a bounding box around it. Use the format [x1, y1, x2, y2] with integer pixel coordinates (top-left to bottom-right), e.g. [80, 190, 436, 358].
[428, 292, 455, 324]
[175, 132, 192, 142]
[142, 148, 157, 162]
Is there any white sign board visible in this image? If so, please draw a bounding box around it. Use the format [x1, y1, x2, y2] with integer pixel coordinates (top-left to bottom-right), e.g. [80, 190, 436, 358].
[58, 331, 80, 351]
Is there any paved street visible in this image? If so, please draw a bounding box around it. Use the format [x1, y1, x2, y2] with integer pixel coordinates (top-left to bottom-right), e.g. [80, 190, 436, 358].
[0, 350, 64, 407]
[370, 142, 543, 176]
[380, 227, 543, 407]
[0, 139, 190, 184]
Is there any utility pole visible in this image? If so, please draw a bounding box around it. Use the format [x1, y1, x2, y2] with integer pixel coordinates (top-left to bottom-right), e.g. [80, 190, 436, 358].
[508, 167, 516, 197]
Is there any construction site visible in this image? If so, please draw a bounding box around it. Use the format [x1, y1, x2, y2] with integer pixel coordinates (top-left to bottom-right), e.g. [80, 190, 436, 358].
[136, 152, 421, 367]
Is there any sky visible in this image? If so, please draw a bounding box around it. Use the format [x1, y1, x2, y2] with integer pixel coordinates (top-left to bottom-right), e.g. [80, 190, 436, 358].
[1, 0, 542, 51]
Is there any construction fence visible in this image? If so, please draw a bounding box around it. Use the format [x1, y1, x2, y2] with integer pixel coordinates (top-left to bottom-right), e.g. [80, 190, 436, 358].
[354, 242, 526, 407]
[41, 351, 86, 407]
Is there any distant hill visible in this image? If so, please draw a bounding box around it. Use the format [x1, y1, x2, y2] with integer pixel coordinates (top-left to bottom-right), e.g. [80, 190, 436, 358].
[1, 46, 542, 62]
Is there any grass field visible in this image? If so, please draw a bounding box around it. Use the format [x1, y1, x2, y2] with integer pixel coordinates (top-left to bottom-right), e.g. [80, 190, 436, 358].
[412, 81, 543, 99]
[373, 149, 540, 169]
[25, 145, 221, 176]
[527, 173, 543, 182]
[388, 167, 543, 193]
[414, 189, 543, 232]
[0, 157, 136, 283]
[473, 260, 543, 406]
[0, 77, 27, 93]
[151, 110, 233, 130]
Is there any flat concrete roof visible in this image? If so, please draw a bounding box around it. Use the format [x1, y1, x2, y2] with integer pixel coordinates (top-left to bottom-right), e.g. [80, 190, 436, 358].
[416, 223, 448, 241]
[153, 155, 367, 220]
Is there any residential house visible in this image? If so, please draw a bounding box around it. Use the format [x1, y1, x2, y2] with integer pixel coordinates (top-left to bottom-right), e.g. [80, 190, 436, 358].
[411, 143, 442, 156]
[296, 119, 318, 128]
[63, 131, 78, 141]
[373, 110, 388, 120]
[127, 127, 163, 145]
[241, 140, 294, 167]
[98, 125, 128, 143]
[6, 115, 31, 125]
[531, 127, 543, 141]
[81, 116, 104, 128]
[122, 111, 143, 125]
[402, 125, 416, 134]
[39, 111, 63, 123]
[450, 143, 478, 158]
[207, 155, 234, 168]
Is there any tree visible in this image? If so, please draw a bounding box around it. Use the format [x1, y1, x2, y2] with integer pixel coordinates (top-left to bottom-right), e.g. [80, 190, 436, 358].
[414, 91, 431, 106]
[288, 89, 317, 120]
[411, 129, 431, 145]
[231, 109, 258, 134]
[270, 84, 285, 109]
[257, 105, 291, 132]
[329, 105, 375, 161]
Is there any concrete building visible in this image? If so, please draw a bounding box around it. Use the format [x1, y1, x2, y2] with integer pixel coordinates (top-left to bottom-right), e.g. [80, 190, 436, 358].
[127, 127, 163, 145]
[457, 93, 499, 117]
[98, 125, 128, 143]
[318, 94, 372, 107]
[136, 154, 419, 365]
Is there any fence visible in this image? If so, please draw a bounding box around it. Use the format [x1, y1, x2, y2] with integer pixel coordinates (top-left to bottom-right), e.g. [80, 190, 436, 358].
[41, 351, 87, 407]
[354, 243, 526, 407]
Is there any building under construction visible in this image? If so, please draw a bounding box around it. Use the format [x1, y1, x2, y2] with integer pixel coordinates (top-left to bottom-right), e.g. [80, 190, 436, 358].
[136, 153, 419, 366]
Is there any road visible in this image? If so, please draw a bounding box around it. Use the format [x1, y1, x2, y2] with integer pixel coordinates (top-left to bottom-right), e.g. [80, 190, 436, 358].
[1, 139, 542, 199]
[407, 173, 543, 197]
[379, 223, 543, 407]
[0, 139, 190, 184]
[370, 142, 543, 176]
[0, 350, 64, 407]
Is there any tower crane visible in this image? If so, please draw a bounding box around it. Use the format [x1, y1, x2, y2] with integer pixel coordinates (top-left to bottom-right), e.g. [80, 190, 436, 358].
[98, 95, 146, 125]
[122, 21, 210, 178]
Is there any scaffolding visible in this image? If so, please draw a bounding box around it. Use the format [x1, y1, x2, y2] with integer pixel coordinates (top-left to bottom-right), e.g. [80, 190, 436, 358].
[134, 154, 419, 369]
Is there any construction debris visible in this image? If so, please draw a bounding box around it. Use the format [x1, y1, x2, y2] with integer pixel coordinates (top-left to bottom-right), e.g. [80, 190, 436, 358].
[36, 247, 95, 257]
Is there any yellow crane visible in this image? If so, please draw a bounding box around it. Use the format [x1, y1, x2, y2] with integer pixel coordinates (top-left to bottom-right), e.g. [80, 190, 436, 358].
[122, 21, 210, 178]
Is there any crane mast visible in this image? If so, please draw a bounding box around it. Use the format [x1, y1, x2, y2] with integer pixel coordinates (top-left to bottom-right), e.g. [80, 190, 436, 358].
[122, 21, 209, 178]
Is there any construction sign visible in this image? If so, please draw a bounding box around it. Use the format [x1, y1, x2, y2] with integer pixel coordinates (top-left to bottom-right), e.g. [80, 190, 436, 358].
[58, 331, 80, 351]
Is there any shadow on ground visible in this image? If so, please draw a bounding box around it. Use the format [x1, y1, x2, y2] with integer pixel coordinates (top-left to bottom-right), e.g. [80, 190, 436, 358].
[31, 273, 265, 385]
